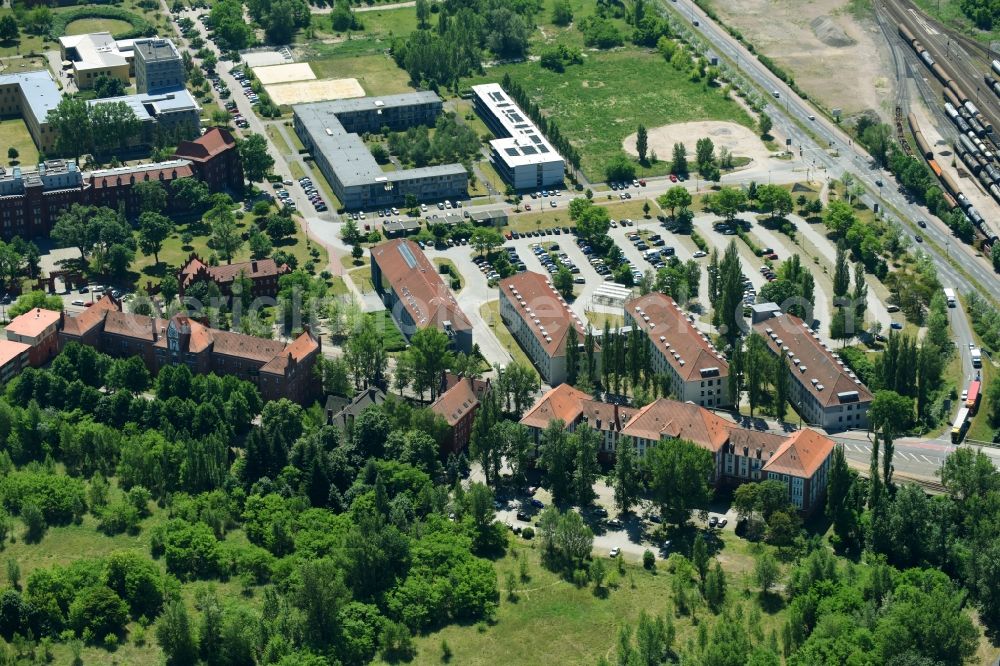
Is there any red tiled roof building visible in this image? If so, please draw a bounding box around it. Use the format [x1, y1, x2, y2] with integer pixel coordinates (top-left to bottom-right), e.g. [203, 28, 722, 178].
[177, 254, 291, 299]
[174, 127, 244, 191]
[59, 296, 320, 403]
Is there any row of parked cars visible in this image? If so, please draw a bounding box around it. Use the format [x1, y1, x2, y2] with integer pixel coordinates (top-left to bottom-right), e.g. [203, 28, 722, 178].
[223, 100, 249, 129]
[297, 176, 327, 212]
[503, 226, 571, 240]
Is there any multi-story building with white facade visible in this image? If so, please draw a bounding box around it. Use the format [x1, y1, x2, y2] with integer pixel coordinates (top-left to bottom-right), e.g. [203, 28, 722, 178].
[625, 292, 730, 408]
[471, 83, 564, 191]
[753, 313, 873, 430]
[498, 271, 591, 386]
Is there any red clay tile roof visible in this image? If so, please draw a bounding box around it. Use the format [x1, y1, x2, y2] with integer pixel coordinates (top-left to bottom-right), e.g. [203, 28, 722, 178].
[519, 383, 593, 430]
[370, 239, 471, 333]
[179, 255, 290, 289]
[88, 164, 193, 189]
[499, 271, 587, 357]
[762, 428, 835, 478]
[173, 127, 237, 162]
[753, 313, 873, 408]
[5, 308, 61, 339]
[260, 330, 320, 375]
[620, 398, 731, 452]
[431, 378, 481, 426]
[626, 292, 729, 382]
[0, 339, 29, 367]
[60, 295, 120, 337]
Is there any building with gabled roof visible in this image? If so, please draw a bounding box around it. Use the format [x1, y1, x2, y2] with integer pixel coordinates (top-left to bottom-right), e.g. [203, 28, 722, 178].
[59, 296, 319, 403]
[0, 339, 30, 383]
[430, 373, 492, 453]
[498, 271, 593, 386]
[5, 307, 61, 367]
[520, 385, 836, 513]
[370, 239, 472, 353]
[173, 127, 243, 191]
[753, 312, 873, 430]
[177, 254, 290, 299]
[762, 429, 834, 512]
[625, 292, 729, 408]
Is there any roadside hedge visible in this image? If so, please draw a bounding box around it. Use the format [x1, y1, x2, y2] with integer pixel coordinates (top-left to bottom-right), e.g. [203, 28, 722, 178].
[49, 7, 155, 41]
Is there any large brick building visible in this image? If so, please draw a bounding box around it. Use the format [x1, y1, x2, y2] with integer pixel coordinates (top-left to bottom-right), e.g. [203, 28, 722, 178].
[174, 127, 244, 192]
[430, 373, 491, 453]
[177, 254, 290, 299]
[59, 296, 320, 403]
[0, 127, 240, 240]
[520, 385, 835, 514]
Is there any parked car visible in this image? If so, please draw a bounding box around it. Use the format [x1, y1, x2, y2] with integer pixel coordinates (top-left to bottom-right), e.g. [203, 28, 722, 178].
[516, 511, 529, 521]
[607, 518, 623, 529]
[609, 547, 621, 558]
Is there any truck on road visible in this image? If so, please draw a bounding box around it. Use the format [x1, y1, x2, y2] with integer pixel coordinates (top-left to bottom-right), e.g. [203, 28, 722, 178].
[944, 288, 957, 307]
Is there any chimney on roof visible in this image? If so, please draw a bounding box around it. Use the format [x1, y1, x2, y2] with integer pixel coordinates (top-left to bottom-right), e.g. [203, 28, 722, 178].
[152, 319, 158, 342]
[613, 403, 620, 430]
[251, 260, 258, 273]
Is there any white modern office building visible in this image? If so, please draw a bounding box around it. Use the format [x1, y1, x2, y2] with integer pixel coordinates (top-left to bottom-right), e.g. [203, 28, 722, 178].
[471, 83, 564, 191]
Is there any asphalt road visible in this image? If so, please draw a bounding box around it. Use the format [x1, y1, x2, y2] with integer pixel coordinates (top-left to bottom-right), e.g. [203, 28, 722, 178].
[660, 0, 998, 303]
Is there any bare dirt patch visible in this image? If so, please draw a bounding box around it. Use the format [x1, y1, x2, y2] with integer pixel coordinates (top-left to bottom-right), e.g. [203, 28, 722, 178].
[252, 62, 316, 85]
[705, 0, 893, 119]
[264, 78, 365, 105]
[622, 121, 772, 165]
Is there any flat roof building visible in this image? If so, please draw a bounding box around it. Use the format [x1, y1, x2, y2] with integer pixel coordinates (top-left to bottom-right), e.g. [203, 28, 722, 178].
[293, 93, 468, 211]
[370, 239, 472, 353]
[499, 271, 592, 386]
[753, 312, 873, 430]
[0, 339, 30, 384]
[88, 88, 201, 147]
[134, 38, 185, 93]
[59, 32, 136, 90]
[625, 292, 730, 408]
[0, 71, 63, 151]
[472, 83, 564, 191]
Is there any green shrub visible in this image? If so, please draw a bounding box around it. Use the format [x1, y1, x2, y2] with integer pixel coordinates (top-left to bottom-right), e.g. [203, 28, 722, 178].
[521, 527, 534, 540]
[49, 7, 153, 41]
[643, 549, 656, 569]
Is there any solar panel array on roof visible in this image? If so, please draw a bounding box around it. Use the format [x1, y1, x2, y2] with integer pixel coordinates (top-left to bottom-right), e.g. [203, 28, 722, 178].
[522, 146, 538, 155]
[505, 148, 519, 156]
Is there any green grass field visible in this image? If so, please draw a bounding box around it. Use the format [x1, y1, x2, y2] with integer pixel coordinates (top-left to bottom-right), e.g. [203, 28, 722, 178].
[465, 45, 753, 180]
[132, 206, 327, 286]
[65, 17, 134, 35]
[375, 532, 780, 666]
[308, 51, 414, 96]
[366, 310, 407, 350]
[480, 300, 538, 377]
[0, 118, 39, 167]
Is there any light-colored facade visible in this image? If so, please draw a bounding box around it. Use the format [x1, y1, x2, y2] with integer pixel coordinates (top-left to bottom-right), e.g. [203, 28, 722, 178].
[293, 93, 468, 210]
[5, 307, 61, 367]
[753, 313, 873, 430]
[498, 271, 591, 386]
[0, 71, 62, 152]
[0, 339, 30, 383]
[88, 88, 201, 147]
[624, 293, 730, 408]
[471, 83, 564, 191]
[134, 38, 185, 94]
[59, 33, 135, 90]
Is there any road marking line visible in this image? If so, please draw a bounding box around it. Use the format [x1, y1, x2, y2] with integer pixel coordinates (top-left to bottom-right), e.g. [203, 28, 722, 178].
[922, 455, 933, 464]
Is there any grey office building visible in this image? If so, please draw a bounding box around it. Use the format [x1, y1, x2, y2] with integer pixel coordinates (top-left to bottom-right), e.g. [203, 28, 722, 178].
[134, 38, 185, 94]
[293, 92, 468, 211]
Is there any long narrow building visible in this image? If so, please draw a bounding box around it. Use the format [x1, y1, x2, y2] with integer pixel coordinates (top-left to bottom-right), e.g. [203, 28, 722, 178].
[498, 271, 591, 386]
[624, 292, 730, 408]
[753, 312, 873, 430]
[370, 239, 472, 353]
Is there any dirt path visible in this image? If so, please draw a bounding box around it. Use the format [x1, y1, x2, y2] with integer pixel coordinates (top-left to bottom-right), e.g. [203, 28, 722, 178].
[622, 121, 772, 166]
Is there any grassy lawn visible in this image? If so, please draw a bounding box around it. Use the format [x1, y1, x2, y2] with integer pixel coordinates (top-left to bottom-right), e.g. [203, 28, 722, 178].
[508, 198, 654, 233]
[347, 265, 375, 293]
[432, 257, 463, 292]
[353, 5, 419, 38]
[0, 117, 39, 167]
[329, 275, 349, 296]
[377, 532, 784, 666]
[65, 17, 134, 35]
[132, 206, 326, 287]
[367, 310, 407, 350]
[480, 300, 538, 377]
[585, 310, 623, 329]
[464, 36, 753, 180]
[289, 160, 306, 181]
[266, 124, 292, 156]
[287, 125, 306, 152]
[307, 51, 414, 96]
